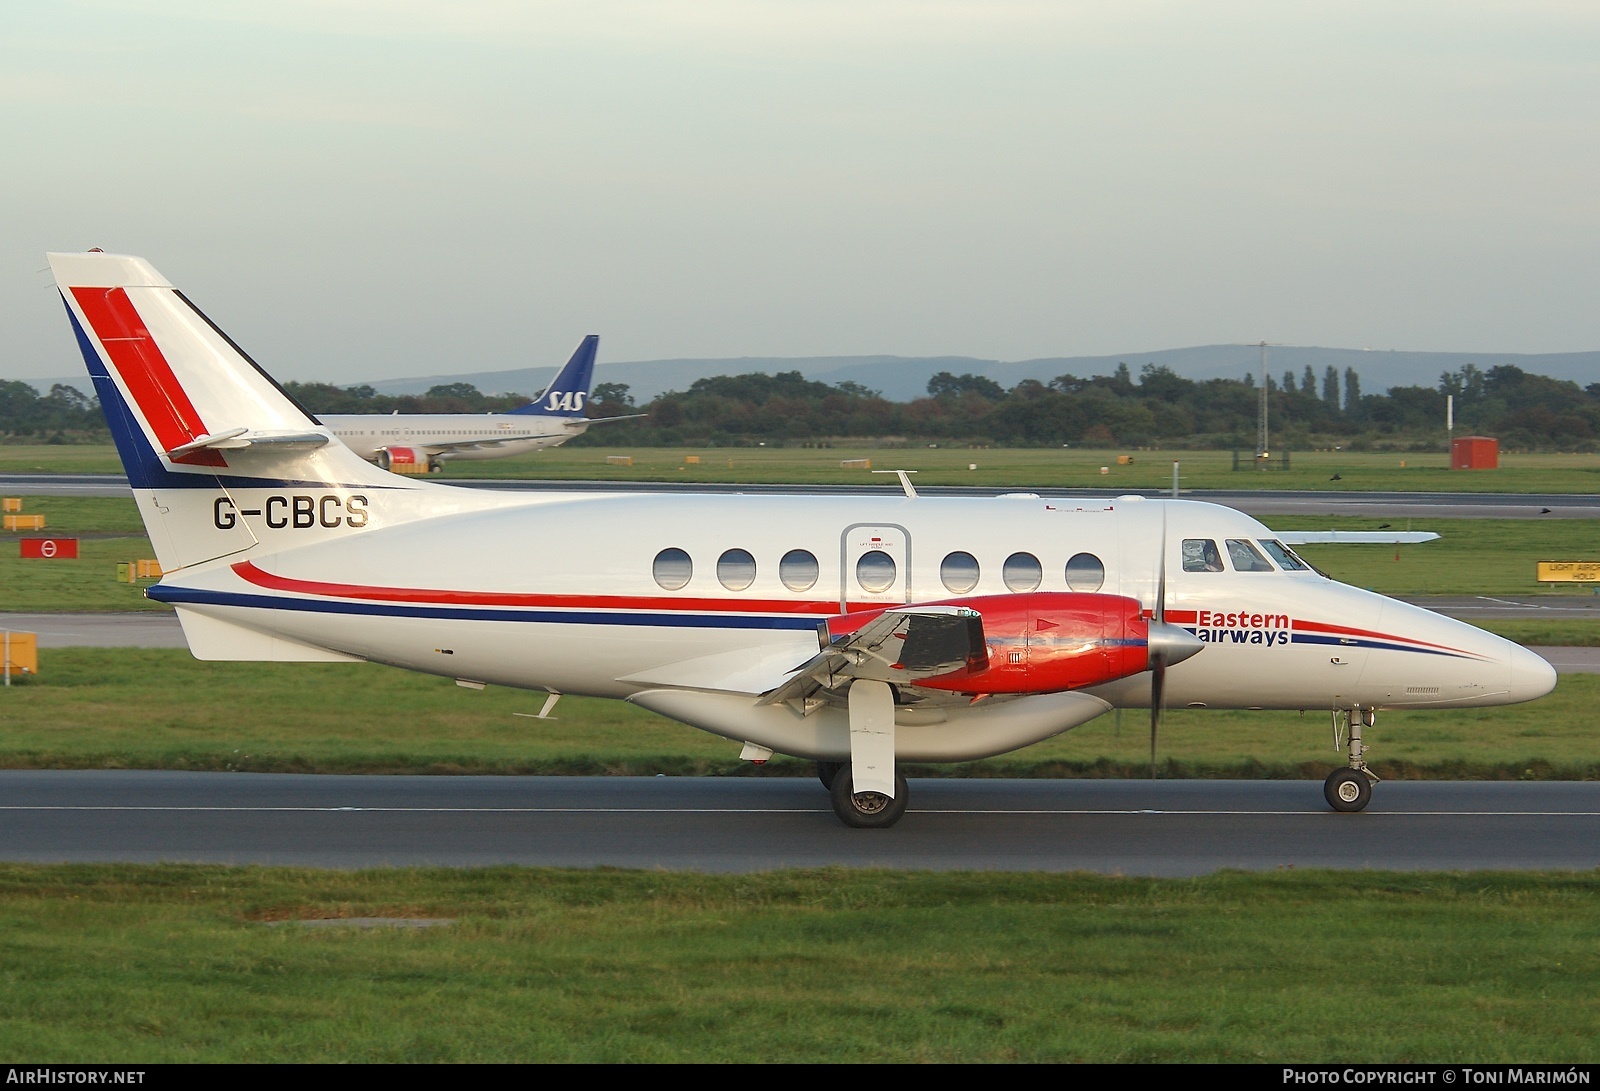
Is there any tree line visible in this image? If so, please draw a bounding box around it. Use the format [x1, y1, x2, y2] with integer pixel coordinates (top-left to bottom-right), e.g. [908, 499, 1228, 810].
[562, 361, 1600, 451]
[4, 363, 1598, 452]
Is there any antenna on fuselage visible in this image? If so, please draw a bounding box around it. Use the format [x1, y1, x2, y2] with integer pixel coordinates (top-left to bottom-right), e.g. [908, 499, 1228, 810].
[871, 469, 918, 498]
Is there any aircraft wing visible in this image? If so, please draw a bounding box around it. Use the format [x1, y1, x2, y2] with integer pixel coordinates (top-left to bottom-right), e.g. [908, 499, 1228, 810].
[1276, 531, 1440, 544]
[416, 415, 647, 452]
[413, 432, 562, 452]
[570, 413, 649, 426]
[757, 605, 986, 708]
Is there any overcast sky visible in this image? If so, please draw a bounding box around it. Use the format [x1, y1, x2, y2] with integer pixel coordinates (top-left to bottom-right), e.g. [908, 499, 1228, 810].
[4, 1, 1597, 385]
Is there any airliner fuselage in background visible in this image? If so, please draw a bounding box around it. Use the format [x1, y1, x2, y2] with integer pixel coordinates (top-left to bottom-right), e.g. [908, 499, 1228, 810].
[320, 335, 643, 472]
[49, 251, 1558, 828]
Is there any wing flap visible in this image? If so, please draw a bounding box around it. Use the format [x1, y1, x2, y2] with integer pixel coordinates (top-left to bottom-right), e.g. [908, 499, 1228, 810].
[758, 605, 985, 708]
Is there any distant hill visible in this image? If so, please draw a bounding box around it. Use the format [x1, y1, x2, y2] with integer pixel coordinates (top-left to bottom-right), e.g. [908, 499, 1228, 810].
[356, 345, 1600, 403]
[29, 344, 1600, 403]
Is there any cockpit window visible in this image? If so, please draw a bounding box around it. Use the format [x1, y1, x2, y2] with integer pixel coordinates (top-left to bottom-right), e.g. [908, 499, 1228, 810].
[1258, 539, 1310, 571]
[1182, 539, 1224, 573]
[1226, 539, 1275, 572]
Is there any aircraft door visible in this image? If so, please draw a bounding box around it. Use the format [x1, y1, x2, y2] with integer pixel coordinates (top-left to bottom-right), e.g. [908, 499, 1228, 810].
[840, 524, 912, 610]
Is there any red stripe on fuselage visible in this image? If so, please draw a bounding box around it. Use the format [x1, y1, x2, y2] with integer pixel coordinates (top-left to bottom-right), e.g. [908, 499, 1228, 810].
[1164, 607, 1476, 656]
[232, 560, 851, 615]
[69, 286, 225, 467]
[1290, 617, 1473, 655]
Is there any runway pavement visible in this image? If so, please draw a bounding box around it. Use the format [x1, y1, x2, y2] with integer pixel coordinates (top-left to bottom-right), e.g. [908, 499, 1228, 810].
[4, 472, 1599, 518]
[0, 612, 188, 648]
[1, 771, 1594, 873]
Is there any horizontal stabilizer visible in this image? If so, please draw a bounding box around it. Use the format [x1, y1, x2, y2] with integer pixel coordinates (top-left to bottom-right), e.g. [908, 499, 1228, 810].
[174, 607, 364, 662]
[166, 428, 330, 457]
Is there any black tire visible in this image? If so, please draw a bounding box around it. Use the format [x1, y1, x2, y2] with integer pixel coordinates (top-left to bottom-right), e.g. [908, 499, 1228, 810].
[816, 761, 844, 791]
[1324, 768, 1372, 812]
[829, 767, 909, 829]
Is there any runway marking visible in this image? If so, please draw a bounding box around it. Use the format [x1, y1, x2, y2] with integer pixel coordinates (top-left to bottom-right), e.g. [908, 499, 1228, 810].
[2, 806, 1597, 817]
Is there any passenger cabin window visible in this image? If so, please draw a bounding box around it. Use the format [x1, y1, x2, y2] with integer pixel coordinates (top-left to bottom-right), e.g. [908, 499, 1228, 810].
[856, 550, 897, 593]
[1226, 539, 1275, 572]
[1258, 539, 1309, 571]
[1003, 552, 1042, 593]
[1182, 539, 1224, 573]
[717, 549, 757, 591]
[1064, 552, 1105, 592]
[940, 551, 980, 594]
[779, 549, 819, 592]
[653, 548, 693, 590]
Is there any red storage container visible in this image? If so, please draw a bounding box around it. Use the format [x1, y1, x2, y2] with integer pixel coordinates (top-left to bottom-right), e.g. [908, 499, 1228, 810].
[1451, 436, 1499, 470]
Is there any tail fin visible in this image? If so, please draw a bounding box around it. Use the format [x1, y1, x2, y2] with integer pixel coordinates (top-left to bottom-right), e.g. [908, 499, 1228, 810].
[50, 251, 408, 570]
[508, 334, 598, 417]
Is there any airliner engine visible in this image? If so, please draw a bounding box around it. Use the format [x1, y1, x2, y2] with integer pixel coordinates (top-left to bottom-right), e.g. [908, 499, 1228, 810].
[823, 592, 1199, 695]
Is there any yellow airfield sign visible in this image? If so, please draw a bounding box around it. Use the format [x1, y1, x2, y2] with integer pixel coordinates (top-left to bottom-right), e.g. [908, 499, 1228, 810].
[1537, 561, 1600, 582]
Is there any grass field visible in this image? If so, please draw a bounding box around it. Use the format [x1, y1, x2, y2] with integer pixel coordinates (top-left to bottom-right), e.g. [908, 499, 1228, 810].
[0, 497, 166, 612]
[10, 442, 1600, 492]
[2, 648, 1594, 779]
[0, 865, 1594, 1062]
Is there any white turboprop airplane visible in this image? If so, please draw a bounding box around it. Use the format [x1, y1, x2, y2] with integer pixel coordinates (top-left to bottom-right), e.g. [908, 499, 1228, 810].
[320, 334, 643, 472]
[50, 251, 1558, 828]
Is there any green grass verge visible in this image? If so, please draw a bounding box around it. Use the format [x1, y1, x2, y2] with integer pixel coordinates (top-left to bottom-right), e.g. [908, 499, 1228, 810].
[0, 444, 125, 474]
[12, 443, 1600, 492]
[1479, 621, 1600, 647]
[1278, 517, 1600, 596]
[2, 649, 1594, 779]
[0, 496, 166, 612]
[0, 865, 1595, 1062]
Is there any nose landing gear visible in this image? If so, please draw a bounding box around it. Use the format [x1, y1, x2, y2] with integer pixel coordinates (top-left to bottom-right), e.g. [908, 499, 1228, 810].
[1325, 707, 1379, 812]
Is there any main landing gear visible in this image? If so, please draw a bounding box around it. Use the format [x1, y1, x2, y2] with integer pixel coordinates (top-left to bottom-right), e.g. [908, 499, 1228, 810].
[830, 767, 909, 829]
[1325, 707, 1379, 813]
[817, 680, 911, 829]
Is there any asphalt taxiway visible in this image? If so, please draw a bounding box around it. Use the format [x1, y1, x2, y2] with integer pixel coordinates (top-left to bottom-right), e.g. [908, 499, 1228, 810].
[1, 772, 1594, 874]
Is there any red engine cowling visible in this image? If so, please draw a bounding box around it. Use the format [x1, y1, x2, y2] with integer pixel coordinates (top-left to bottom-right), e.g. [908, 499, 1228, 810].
[826, 592, 1153, 695]
[377, 447, 431, 474]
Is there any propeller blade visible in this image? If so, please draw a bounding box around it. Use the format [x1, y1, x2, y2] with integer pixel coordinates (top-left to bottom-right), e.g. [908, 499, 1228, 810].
[1150, 503, 1169, 779]
[1150, 659, 1164, 780]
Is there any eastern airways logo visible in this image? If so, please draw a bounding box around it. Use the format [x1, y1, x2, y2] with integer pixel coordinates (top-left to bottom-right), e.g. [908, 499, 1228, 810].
[1194, 609, 1292, 647]
[545, 391, 587, 413]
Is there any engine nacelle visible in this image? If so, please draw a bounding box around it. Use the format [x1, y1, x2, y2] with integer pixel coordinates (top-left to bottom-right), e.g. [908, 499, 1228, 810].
[826, 592, 1163, 695]
[376, 446, 433, 474]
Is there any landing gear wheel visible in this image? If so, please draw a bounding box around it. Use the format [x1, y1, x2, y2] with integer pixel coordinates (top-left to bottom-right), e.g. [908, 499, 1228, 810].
[1324, 768, 1373, 813]
[829, 768, 909, 829]
[816, 761, 844, 791]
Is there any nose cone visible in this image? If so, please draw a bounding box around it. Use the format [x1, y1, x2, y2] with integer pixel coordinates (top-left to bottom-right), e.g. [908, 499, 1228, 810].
[1148, 621, 1204, 668]
[1508, 643, 1558, 702]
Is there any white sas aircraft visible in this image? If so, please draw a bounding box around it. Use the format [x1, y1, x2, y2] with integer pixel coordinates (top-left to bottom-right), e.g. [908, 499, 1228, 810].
[321, 334, 643, 473]
[50, 251, 1558, 828]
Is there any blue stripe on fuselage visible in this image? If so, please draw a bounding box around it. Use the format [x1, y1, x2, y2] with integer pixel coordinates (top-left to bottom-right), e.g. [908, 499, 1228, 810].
[147, 585, 825, 631]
